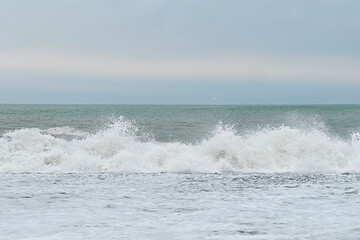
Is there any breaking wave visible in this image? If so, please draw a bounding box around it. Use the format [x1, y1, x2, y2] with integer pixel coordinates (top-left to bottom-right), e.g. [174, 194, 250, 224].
[1, 117, 360, 173]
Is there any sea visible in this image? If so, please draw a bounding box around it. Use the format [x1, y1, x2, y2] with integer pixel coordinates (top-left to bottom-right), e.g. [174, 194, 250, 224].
[1, 104, 360, 239]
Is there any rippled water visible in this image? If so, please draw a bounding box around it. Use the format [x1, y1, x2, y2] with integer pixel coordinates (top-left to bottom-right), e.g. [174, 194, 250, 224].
[1, 173, 360, 239]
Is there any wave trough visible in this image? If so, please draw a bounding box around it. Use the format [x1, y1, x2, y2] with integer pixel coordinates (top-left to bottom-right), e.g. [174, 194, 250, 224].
[1, 117, 360, 173]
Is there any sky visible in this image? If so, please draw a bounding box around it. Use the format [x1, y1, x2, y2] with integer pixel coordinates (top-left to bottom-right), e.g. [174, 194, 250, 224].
[0, 0, 359, 104]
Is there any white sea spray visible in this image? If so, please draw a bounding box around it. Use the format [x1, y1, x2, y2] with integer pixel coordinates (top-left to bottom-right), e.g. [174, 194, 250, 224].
[1, 117, 360, 173]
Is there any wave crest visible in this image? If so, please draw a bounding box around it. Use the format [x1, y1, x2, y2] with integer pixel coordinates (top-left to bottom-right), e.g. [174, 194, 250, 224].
[1, 118, 360, 173]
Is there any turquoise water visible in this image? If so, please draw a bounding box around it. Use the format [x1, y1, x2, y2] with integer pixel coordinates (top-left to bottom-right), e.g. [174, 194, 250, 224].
[0, 104, 360, 173]
[1, 104, 359, 142]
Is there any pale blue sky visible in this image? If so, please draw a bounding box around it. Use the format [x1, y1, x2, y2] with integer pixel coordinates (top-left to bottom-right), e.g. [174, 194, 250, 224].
[0, 0, 359, 104]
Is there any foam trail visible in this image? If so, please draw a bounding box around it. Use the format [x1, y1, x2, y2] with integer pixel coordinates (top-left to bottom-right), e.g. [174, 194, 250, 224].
[1, 117, 360, 173]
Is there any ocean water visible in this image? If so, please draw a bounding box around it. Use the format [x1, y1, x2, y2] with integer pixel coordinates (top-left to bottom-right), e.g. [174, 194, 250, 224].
[1, 104, 360, 239]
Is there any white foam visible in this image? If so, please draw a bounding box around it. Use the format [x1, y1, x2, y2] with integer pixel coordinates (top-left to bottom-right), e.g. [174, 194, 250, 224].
[42, 126, 88, 137]
[1, 117, 360, 173]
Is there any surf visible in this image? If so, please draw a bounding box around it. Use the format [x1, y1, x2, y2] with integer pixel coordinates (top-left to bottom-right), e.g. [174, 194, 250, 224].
[1, 117, 360, 173]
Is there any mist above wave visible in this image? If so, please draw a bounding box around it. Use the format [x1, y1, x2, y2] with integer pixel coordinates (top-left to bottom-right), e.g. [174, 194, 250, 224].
[1, 117, 360, 173]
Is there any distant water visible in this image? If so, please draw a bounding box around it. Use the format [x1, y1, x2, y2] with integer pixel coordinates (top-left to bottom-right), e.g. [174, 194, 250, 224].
[1, 105, 360, 239]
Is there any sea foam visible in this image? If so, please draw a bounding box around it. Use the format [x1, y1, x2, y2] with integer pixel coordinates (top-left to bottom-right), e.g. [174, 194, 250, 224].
[1, 117, 360, 173]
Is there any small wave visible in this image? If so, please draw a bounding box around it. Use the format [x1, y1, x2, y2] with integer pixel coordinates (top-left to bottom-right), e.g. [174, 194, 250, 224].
[42, 126, 88, 137]
[1, 117, 360, 173]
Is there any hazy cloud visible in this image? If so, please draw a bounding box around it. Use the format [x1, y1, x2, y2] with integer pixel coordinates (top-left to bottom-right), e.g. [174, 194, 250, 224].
[0, 51, 359, 82]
